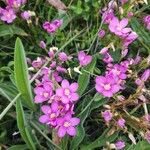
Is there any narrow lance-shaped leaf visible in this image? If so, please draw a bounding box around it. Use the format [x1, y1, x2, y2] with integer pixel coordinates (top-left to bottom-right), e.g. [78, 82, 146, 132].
[16, 99, 36, 150]
[77, 56, 97, 96]
[14, 38, 35, 110]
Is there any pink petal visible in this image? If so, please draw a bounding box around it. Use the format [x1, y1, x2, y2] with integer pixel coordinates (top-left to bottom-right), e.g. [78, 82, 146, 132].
[67, 126, 76, 136]
[70, 118, 80, 126]
[120, 18, 128, 28]
[61, 96, 70, 104]
[41, 105, 51, 114]
[70, 83, 78, 92]
[51, 102, 58, 112]
[56, 88, 63, 96]
[58, 126, 66, 137]
[34, 95, 45, 103]
[61, 80, 69, 88]
[39, 115, 49, 123]
[70, 93, 79, 101]
[103, 91, 113, 97]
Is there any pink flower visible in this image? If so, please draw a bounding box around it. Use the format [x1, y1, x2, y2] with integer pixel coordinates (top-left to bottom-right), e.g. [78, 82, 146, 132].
[39, 41, 46, 49]
[57, 113, 80, 137]
[123, 31, 138, 48]
[78, 51, 92, 66]
[108, 64, 127, 80]
[32, 57, 43, 68]
[43, 19, 63, 34]
[95, 75, 120, 97]
[117, 118, 125, 128]
[58, 52, 68, 62]
[34, 81, 53, 103]
[98, 29, 105, 38]
[99, 47, 109, 54]
[0, 7, 16, 23]
[102, 110, 113, 122]
[39, 102, 60, 126]
[56, 79, 79, 104]
[103, 52, 113, 64]
[21, 11, 31, 20]
[52, 19, 63, 28]
[102, 9, 115, 24]
[7, 0, 26, 8]
[56, 66, 67, 73]
[144, 15, 150, 30]
[141, 69, 150, 82]
[115, 140, 125, 150]
[109, 17, 131, 37]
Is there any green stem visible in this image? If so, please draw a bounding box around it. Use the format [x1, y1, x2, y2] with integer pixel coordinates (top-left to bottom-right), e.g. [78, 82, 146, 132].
[0, 93, 21, 120]
[30, 121, 62, 150]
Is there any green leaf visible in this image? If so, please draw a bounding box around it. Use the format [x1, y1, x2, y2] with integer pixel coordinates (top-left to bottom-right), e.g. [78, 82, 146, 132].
[16, 99, 36, 150]
[7, 145, 28, 150]
[81, 129, 118, 150]
[70, 93, 106, 149]
[126, 140, 150, 150]
[0, 82, 18, 102]
[77, 56, 97, 96]
[0, 25, 28, 37]
[131, 18, 150, 52]
[14, 38, 35, 110]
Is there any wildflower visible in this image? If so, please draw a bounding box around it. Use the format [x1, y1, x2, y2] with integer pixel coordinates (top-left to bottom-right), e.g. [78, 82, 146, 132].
[141, 69, 150, 82]
[39, 102, 60, 126]
[109, 17, 131, 37]
[39, 41, 46, 49]
[123, 31, 138, 48]
[21, 11, 31, 20]
[58, 52, 68, 62]
[144, 15, 150, 30]
[32, 57, 43, 68]
[52, 19, 63, 28]
[7, 0, 26, 8]
[102, 9, 115, 24]
[56, 66, 67, 73]
[95, 75, 120, 97]
[78, 51, 92, 66]
[103, 53, 113, 64]
[57, 113, 80, 137]
[99, 47, 109, 54]
[108, 64, 127, 80]
[117, 118, 125, 128]
[43, 19, 62, 34]
[56, 79, 79, 104]
[115, 140, 125, 150]
[102, 110, 113, 122]
[98, 29, 105, 38]
[0, 7, 16, 23]
[34, 81, 53, 103]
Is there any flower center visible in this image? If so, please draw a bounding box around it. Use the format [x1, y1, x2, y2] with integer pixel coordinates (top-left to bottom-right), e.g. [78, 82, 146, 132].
[50, 113, 56, 119]
[43, 92, 49, 98]
[103, 84, 111, 90]
[64, 89, 70, 96]
[63, 121, 71, 127]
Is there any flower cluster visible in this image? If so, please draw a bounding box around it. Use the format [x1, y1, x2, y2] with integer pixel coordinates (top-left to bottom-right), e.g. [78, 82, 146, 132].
[29, 39, 93, 137]
[43, 19, 63, 34]
[0, 0, 35, 23]
[95, 60, 129, 97]
[143, 15, 150, 30]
